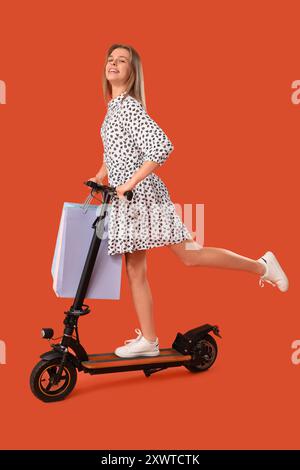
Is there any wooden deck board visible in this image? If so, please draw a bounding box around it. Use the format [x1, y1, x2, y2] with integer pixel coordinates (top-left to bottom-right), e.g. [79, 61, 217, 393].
[82, 348, 191, 369]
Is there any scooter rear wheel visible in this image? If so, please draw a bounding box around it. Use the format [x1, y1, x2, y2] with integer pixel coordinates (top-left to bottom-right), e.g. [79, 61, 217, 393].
[30, 358, 77, 402]
[184, 334, 218, 372]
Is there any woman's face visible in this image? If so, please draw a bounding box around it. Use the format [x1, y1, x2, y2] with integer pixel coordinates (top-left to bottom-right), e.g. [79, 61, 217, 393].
[106, 48, 131, 88]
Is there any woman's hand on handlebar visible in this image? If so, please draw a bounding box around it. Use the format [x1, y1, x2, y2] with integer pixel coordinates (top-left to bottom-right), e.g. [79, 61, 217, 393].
[116, 180, 135, 200]
[88, 175, 103, 186]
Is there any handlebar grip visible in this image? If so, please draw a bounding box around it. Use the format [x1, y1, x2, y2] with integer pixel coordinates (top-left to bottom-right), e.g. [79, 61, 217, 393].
[84, 180, 103, 194]
[124, 190, 133, 201]
[84, 181, 133, 201]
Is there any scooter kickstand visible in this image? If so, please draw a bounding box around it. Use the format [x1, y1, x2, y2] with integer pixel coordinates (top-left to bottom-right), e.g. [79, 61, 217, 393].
[143, 367, 165, 377]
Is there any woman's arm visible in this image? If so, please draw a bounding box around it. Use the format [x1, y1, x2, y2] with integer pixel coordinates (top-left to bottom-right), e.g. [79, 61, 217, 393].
[88, 160, 108, 185]
[96, 161, 108, 181]
[119, 99, 174, 167]
[129, 161, 159, 188]
[116, 99, 174, 198]
[115, 161, 159, 199]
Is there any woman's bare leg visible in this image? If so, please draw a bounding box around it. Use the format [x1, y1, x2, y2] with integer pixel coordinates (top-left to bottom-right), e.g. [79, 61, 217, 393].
[124, 249, 157, 342]
[169, 239, 266, 275]
[123, 241, 265, 342]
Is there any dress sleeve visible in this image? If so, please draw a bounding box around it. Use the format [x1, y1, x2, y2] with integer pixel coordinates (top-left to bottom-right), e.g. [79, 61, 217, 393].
[119, 99, 174, 166]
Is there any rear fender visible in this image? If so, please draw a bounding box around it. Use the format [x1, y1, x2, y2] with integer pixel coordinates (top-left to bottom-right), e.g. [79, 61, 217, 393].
[172, 324, 222, 355]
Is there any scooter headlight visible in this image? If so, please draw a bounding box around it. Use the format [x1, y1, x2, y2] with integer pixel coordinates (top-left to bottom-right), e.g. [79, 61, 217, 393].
[41, 328, 54, 339]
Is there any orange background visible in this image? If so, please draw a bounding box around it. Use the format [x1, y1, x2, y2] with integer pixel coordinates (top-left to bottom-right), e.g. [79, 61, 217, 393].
[0, 0, 299, 450]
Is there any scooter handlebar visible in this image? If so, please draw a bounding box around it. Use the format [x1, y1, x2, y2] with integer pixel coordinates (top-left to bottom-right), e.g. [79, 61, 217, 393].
[84, 180, 133, 201]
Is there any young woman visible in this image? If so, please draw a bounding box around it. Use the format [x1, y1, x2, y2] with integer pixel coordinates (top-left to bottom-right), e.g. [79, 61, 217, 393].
[89, 43, 289, 358]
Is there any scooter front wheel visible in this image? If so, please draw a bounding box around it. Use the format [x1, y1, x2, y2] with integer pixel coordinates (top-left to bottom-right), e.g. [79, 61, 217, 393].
[30, 358, 77, 402]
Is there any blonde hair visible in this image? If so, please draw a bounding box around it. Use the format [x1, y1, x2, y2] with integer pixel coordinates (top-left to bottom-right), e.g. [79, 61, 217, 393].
[102, 43, 147, 110]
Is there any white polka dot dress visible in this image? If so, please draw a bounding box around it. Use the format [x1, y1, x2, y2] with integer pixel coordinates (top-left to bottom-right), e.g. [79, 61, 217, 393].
[100, 91, 193, 255]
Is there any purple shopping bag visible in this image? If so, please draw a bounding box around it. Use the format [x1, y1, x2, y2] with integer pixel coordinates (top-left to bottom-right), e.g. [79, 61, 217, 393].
[51, 202, 122, 299]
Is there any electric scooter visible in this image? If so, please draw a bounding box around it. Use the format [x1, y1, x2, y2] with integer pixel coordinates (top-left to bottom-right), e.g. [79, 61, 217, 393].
[30, 181, 222, 402]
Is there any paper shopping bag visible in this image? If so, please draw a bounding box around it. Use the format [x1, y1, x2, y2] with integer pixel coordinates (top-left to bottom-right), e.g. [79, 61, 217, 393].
[51, 202, 122, 299]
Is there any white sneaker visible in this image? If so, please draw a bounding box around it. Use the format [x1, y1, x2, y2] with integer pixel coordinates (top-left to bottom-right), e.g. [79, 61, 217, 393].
[257, 251, 289, 292]
[114, 328, 160, 358]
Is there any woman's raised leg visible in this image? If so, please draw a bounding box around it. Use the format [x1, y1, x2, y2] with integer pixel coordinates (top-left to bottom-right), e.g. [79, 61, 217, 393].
[168, 239, 266, 275]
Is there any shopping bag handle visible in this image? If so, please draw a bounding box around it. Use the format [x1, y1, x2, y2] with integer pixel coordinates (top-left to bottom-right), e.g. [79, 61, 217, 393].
[83, 181, 133, 201]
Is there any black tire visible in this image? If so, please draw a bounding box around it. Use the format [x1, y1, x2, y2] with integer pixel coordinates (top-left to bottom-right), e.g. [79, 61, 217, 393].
[184, 334, 218, 372]
[30, 358, 77, 402]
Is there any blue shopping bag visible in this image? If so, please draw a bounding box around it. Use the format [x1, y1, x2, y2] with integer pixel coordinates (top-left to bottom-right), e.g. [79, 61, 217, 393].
[51, 202, 122, 299]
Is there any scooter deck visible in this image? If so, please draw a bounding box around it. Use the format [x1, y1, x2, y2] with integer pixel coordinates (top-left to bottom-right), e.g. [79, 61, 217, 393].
[82, 348, 192, 369]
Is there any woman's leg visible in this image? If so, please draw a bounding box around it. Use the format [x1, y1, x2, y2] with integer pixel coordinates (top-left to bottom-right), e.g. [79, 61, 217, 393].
[124, 249, 157, 342]
[168, 239, 266, 275]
